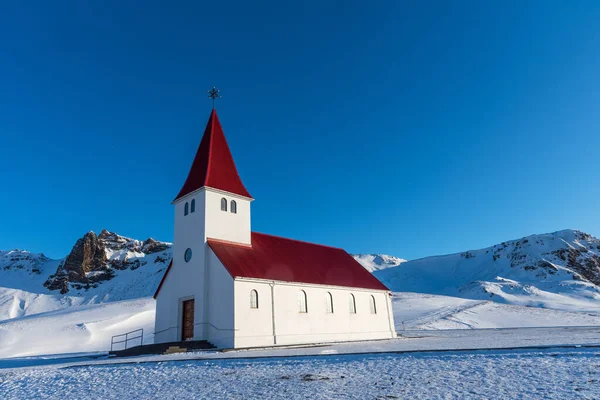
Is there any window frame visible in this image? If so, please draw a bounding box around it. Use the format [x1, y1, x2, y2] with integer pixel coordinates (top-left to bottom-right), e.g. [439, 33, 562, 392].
[230, 200, 237, 214]
[298, 290, 308, 313]
[325, 292, 334, 314]
[190, 199, 195, 213]
[349, 293, 357, 314]
[220, 198, 228, 212]
[184, 202, 189, 216]
[369, 295, 377, 314]
[184, 248, 192, 263]
[250, 289, 259, 309]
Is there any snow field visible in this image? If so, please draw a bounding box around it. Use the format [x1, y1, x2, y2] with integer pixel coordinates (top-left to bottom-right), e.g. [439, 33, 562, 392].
[1, 349, 599, 399]
[2, 293, 600, 359]
[392, 293, 600, 330]
[0, 298, 155, 358]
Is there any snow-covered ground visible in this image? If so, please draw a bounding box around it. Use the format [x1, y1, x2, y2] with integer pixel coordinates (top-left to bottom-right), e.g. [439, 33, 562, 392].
[6, 325, 597, 368]
[0, 298, 155, 358]
[2, 292, 600, 360]
[2, 347, 600, 399]
[392, 292, 600, 330]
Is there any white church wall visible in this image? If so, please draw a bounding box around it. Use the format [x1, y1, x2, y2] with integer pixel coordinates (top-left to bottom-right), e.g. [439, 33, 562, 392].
[204, 189, 251, 245]
[234, 280, 277, 347]
[155, 189, 249, 346]
[205, 250, 235, 348]
[154, 256, 207, 343]
[233, 278, 396, 348]
[154, 193, 207, 343]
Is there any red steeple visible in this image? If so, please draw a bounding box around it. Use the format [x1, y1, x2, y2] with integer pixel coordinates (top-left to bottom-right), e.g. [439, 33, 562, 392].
[174, 109, 252, 201]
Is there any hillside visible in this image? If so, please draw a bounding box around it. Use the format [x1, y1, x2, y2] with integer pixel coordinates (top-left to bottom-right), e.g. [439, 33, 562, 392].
[3, 228, 600, 358]
[373, 229, 600, 312]
[0, 230, 171, 321]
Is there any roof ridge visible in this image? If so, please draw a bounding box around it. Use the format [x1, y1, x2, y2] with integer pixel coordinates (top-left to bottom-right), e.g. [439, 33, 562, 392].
[251, 231, 345, 251]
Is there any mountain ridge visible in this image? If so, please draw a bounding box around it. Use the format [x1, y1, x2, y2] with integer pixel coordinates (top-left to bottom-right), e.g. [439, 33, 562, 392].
[2, 228, 600, 322]
[371, 228, 600, 313]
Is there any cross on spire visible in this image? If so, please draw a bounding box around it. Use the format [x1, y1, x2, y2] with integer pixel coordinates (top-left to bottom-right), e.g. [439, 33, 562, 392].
[207, 86, 221, 109]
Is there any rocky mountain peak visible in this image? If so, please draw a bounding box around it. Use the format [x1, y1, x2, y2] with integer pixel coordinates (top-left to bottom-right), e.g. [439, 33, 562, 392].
[0, 249, 50, 275]
[43, 230, 172, 294]
[476, 228, 600, 285]
[44, 231, 108, 293]
[141, 238, 170, 254]
[372, 229, 600, 310]
[98, 229, 112, 240]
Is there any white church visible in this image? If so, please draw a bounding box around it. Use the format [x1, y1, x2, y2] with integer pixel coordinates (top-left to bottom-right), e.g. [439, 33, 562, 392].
[153, 106, 396, 349]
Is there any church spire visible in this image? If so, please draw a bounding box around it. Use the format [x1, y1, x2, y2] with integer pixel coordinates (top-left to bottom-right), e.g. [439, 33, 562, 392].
[174, 108, 252, 201]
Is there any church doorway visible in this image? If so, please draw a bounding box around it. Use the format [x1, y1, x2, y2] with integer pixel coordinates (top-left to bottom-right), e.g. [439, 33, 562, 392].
[181, 299, 195, 341]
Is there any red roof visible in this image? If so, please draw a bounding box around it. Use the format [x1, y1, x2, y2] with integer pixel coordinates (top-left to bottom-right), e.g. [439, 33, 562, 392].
[174, 109, 252, 201]
[207, 232, 389, 291]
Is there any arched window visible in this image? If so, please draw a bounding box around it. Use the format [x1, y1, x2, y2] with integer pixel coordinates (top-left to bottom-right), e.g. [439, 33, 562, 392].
[298, 290, 308, 313]
[369, 295, 377, 314]
[349, 293, 356, 314]
[184, 202, 189, 216]
[250, 289, 258, 309]
[325, 292, 334, 313]
[190, 199, 195, 213]
[220, 198, 227, 212]
[230, 200, 237, 214]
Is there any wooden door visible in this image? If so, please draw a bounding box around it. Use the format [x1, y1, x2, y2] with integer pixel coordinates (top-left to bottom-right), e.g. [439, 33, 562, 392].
[181, 299, 195, 341]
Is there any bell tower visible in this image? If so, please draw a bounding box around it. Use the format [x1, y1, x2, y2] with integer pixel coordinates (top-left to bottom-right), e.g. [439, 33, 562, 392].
[154, 92, 252, 343]
[172, 106, 253, 251]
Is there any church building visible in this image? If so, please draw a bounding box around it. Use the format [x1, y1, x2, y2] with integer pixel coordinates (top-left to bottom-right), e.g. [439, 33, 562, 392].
[154, 104, 396, 348]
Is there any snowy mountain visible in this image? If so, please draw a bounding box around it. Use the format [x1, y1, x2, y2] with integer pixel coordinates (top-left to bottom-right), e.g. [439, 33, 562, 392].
[373, 229, 600, 313]
[3, 228, 600, 358]
[3, 228, 600, 322]
[352, 254, 406, 272]
[0, 230, 171, 321]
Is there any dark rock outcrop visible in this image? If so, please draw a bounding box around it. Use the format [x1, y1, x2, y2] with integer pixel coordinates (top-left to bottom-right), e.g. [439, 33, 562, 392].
[43, 229, 172, 294]
[44, 231, 111, 293]
[142, 238, 170, 254]
[63, 231, 108, 281]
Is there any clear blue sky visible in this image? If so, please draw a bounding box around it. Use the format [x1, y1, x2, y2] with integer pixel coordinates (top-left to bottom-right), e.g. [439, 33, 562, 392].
[1, 2, 599, 260]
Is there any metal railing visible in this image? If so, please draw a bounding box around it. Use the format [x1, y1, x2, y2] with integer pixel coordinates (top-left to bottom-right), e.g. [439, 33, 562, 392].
[153, 322, 237, 336]
[110, 328, 144, 352]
